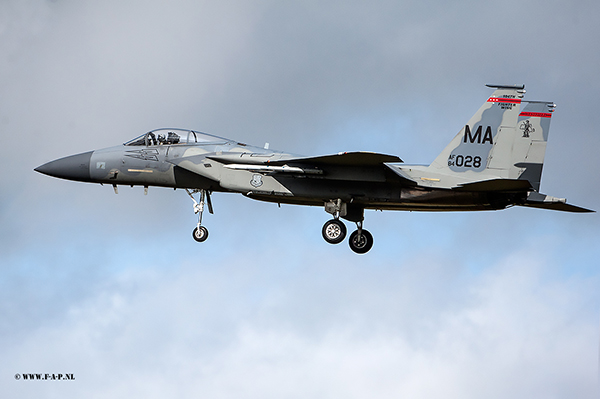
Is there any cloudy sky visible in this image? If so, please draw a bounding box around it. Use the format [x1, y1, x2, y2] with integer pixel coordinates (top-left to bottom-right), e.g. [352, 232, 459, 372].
[2, 0, 599, 397]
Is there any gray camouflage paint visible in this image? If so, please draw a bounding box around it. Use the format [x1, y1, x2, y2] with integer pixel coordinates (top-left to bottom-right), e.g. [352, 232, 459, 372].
[35, 85, 593, 231]
[447, 101, 504, 173]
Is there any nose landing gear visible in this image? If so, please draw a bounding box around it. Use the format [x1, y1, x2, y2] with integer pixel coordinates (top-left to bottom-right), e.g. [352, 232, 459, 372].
[192, 225, 209, 242]
[186, 189, 213, 243]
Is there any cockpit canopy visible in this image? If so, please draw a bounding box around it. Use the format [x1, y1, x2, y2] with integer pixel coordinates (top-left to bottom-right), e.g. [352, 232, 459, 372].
[124, 128, 230, 146]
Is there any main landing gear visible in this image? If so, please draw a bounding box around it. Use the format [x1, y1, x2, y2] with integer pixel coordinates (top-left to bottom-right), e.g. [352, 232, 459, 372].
[186, 189, 213, 243]
[322, 219, 347, 244]
[322, 199, 373, 254]
[348, 222, 373, 254]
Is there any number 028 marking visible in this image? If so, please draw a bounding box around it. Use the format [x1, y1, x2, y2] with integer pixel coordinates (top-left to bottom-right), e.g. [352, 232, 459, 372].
[448, 155, 482, 168]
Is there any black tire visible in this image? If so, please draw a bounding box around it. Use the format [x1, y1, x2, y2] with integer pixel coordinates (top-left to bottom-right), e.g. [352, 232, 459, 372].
[322, 219, 347, 244]
[348, 229, 373, 254]
[192, 226, 209, 242]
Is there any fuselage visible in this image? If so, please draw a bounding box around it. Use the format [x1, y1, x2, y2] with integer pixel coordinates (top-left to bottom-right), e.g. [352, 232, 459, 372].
[34, 85, 594, 254]
[36, 128, 520, 213]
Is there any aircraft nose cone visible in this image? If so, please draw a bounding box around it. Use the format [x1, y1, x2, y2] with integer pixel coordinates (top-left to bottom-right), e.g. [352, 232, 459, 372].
[34, 151, 94, 182]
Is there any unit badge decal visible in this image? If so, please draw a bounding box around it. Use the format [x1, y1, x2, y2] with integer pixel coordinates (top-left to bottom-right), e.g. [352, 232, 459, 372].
[520, 120, 535, 138]
[250, 174, 263, 188]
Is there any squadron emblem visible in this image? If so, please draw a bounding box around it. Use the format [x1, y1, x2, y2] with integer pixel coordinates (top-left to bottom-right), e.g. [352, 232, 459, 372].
[250, 174, 263, 188]
[519, 120, 535, 138]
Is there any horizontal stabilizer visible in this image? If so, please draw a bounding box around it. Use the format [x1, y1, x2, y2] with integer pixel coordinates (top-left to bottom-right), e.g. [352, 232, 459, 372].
[267, 152, 402, 166]
[521, 192, 595, 213]
[455, 179, 532, 192]
[521, 201, 595, 213]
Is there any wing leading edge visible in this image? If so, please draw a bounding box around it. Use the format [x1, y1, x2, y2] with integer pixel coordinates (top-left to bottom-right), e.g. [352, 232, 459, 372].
[265, 151, 402, 166]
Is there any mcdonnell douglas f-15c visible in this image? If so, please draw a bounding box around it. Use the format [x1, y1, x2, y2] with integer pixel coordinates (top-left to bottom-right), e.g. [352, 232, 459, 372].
[35, 84, 593, 253]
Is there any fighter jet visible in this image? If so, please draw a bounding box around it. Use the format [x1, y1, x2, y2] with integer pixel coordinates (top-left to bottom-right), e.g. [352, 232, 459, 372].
[35, 84, 593, 253]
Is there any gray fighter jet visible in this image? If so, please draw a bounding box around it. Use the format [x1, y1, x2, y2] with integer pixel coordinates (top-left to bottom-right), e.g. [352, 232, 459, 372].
[35, 84, 593, 253]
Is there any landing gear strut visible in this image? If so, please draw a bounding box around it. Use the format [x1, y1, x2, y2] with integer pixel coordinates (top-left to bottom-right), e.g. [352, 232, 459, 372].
[322, 199, 347, 244]
[186, 189, 213, 242]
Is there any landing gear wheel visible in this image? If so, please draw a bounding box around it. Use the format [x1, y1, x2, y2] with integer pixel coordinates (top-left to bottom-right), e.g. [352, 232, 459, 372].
[349, 229, 373, 254]
[322, 219, 347, 244]
[192, 226, 209, 242]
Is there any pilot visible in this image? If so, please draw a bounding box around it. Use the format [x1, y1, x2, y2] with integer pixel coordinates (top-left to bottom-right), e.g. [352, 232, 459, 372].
[157, 133, 166, 145]
[167, 132, 180, 144]
[147, 132, 157, 146]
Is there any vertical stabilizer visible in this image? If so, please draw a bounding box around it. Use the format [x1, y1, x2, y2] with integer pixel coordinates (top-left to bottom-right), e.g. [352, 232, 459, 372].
[430, 84, 526, 178]
[427, 85, 556, 191]
[511, 101, 555, 191]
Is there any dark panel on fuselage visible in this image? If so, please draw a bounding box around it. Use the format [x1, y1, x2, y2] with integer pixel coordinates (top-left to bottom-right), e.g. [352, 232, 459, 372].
[272, 174, 401, 203]
[247, 173, 523, 212]
[173, 166, 223, 191]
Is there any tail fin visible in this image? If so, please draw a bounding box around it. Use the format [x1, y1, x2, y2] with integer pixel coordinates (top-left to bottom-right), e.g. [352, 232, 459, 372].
[511, 101, 555, 191]
[429, 84, 555, 191]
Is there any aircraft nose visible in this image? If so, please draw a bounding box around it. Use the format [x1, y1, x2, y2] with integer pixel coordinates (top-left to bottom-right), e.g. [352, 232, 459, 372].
[34, 151, 94, 182]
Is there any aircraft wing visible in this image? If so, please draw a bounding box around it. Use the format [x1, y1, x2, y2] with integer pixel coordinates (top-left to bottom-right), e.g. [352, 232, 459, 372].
[206, 151, 402, 166]
[266, 152, 416, 184]
[264, 151, 403, 166]
[169, 151, 403, 178]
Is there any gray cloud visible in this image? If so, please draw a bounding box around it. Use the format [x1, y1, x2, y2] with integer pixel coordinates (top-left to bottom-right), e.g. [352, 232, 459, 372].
[3, 249, 598, 398]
